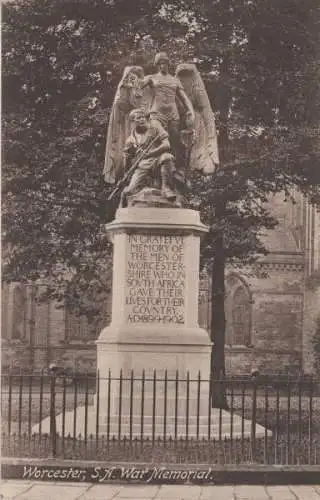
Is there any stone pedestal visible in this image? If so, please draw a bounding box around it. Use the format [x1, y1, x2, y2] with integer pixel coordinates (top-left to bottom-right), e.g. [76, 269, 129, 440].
[96, 207, 212, 435]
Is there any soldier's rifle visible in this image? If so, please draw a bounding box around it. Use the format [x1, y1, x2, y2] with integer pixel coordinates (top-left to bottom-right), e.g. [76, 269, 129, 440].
[107, 132, 160, 201]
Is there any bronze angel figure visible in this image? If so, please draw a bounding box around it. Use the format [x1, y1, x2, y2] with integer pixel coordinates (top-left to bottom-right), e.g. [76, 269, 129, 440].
[103, 52, 219, 207]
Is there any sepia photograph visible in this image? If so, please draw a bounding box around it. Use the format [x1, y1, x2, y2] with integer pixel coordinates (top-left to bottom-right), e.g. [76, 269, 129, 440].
[1, 0, 320, 498]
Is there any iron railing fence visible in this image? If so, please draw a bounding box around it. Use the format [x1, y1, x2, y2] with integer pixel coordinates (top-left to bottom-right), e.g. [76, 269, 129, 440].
[1, 371, 320, 464]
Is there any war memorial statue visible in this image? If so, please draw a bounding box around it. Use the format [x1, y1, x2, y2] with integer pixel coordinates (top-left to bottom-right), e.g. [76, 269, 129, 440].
[96, 53, 221, 435]
[103, 52, 219, 208]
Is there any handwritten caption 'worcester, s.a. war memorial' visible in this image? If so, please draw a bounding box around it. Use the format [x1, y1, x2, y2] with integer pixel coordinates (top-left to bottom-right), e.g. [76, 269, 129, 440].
[126, 234, 185, 324]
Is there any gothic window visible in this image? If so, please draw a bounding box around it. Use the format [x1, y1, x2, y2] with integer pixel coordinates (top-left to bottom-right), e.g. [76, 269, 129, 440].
[65, 308, 89, 341]
[225, 275, 252, 347]
[12, 285, 26, 340]
[232, 286, 251, 346]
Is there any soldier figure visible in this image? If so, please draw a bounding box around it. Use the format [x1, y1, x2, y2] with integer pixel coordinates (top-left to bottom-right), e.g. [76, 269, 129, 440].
[120, 108, 176, 208]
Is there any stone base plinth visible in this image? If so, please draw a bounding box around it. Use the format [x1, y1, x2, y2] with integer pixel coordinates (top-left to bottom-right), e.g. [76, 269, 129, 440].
[96, 206, 211, 428]
[96, 335, 211, 421]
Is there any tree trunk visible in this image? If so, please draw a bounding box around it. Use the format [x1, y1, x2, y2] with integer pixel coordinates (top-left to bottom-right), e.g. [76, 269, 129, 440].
[210, 216, 229, 409]
[210, 37, 230, 408]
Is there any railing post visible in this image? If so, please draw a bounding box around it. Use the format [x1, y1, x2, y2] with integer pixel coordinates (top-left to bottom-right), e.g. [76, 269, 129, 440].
[18, 375, 23, 437]
[96, 370, 100, 449]
[62, 376, 67, 455]
[118, 369, 123, 439]
[50, 374, 57, 458]
[218, 379, 223, 442]
[175, 370, 179, 441]
[163, 369, 168, 443]
[230, 381, 234, 446]
[28, 375, 33, 438]
[264, 386, 269, 464]
[241, 381, 245, 455]
[140, 369, 145, 442]
[308, 378, 314, 464]
[84, 372, 89, 449]
[207, 371, 212, 441]
[8, 372, 12, 436]
[73, 377, 78, 442]
[129, 369, 134, 442]
[196, 371, 201, 440]
[286, 380, 291, 465]
[251, 379, 257, 459]
[186, 371, 190, 442]
[39, 374, 44, 437]
[106, 370, 111, 442]
[275, 382, 280, 464]
[152, 370, 156, 445]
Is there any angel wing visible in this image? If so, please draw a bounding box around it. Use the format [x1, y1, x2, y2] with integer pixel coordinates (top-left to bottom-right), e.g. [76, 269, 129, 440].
[103, 66, 150, 183]
[176, 64, 219, 174]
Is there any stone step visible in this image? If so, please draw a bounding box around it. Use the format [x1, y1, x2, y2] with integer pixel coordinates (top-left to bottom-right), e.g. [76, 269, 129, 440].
[32, 406, 272, 439]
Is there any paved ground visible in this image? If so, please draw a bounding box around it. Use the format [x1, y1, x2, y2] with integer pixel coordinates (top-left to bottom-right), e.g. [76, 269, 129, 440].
[1, 482, 320, 500]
